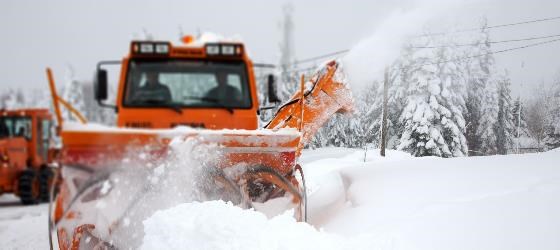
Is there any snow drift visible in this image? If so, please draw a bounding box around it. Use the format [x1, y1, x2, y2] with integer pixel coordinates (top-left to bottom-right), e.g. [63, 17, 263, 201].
[138, 147, 560, 250]
[310, 148, 560, 250]
[140, 200, 375, 250]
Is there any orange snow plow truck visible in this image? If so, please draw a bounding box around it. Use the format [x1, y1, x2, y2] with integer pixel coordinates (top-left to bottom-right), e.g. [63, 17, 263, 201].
[0, 109, 56, 205]
[46, 38, 353, 249]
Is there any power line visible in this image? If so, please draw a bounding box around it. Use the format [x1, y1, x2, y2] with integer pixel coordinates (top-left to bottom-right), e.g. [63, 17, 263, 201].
[290, 16, 560, 65]
[414, 38, 560, 67]
[290, 32, 560, 68]
[417, 15, 560, 37]
[253, 63, 277, 68]
[292, 33, 560, 66]
[488, 15, 560, 29]
[287, 38, 560, 74]
[257, 49, 348, 71]
[264, 16, 560, 74]
[411, 33, 560, 49]
[286, 65, 316, 74]
[294, 49, 349, 65]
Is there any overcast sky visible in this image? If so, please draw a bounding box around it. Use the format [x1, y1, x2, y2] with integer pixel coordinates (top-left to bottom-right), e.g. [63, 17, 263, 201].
[0, 0, 559, 98]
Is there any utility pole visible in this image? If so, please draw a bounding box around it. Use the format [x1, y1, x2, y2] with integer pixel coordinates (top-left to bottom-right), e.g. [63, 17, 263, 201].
[517, 63, 524, 154]
[380, 67, 389, 157]
[279, 3, 295, 100]
[516, 96, 521, 154]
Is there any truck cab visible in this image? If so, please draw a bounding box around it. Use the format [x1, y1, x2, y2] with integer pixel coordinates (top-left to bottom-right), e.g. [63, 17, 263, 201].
[0, 109, 53, 169]
[0, 109, 55, 204]
[95, 40, 269, 130]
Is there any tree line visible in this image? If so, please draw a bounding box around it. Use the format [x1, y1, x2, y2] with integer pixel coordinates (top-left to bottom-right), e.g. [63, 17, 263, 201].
[267, 20, 560, 157]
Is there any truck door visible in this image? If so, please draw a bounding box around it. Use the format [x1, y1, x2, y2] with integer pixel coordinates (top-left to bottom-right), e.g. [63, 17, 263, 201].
[36, 119, 50, 163]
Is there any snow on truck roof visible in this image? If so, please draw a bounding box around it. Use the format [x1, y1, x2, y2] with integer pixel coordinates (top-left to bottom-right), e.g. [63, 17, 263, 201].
[179, 32, 243, 48]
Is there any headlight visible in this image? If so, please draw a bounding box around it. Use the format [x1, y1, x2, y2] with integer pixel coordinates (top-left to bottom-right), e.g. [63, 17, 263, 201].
[221, 45, 235, 55]
[206, 45, 220, 55]
[205, 43, 244, 57]
[155, 44, 169, 54]
[131, 41, 171, 56]
[140, 43, 154, 53]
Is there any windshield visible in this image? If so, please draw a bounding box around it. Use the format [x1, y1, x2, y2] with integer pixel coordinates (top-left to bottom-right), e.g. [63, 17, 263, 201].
[124, 59, 252, 109]
[0, 116, 32, 140]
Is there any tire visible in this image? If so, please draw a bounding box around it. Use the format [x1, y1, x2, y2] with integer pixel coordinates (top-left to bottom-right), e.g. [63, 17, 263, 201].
[39, 167, 55, 202]
[18, 169, 41, 205]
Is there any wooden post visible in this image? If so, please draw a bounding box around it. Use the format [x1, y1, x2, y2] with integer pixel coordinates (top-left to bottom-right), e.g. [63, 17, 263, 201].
[380, 67, 389, 157]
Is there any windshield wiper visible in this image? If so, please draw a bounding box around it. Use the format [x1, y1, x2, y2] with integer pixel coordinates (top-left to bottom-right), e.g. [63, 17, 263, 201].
[184, 97, 234, 114]
[133, 99, 183, 114]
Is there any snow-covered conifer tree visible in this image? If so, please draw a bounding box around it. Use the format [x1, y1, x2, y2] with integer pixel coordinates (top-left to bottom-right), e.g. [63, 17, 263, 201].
[463, 19, 494, 156]
[398, 37, 468, 157]
[478, 79, 499, 155]
[495, 71, 516, 154]
[511, 97, 529, 139]
[398, 62, 446, 156]
[544, 75, 560, 149]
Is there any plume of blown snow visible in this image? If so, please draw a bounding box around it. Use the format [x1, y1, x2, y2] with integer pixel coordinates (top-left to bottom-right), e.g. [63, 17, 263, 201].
[342, 0, 465, 92]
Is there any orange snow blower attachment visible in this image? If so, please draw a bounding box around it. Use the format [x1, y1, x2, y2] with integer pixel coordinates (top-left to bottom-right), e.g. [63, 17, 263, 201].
[47, 39, 353, 250]
[266, 61, 353, 154]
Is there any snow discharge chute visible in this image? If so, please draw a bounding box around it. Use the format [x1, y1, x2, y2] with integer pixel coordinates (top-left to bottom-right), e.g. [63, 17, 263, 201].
[47, 38, 353, 249]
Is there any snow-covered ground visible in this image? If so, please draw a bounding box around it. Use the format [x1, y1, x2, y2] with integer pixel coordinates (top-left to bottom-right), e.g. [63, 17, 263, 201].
[303, 148, 560, 250]
[0, 195, 49, 250]
[1, 148, 560, 249]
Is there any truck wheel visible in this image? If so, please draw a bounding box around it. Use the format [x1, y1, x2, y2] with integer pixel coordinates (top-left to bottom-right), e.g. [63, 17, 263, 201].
[19, 169, 41, 205]
[39, 167, 55, 202]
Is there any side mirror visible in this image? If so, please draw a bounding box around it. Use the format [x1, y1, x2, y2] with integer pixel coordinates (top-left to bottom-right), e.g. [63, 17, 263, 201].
[267, 74, 280, 103]
[95, 69, 108, 101]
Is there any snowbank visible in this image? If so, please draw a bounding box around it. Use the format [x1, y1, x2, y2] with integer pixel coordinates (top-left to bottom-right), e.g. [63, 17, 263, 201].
[140, 200, 376, 250]
[139, 148, 560, 250]
[315, 149, 560, 250]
